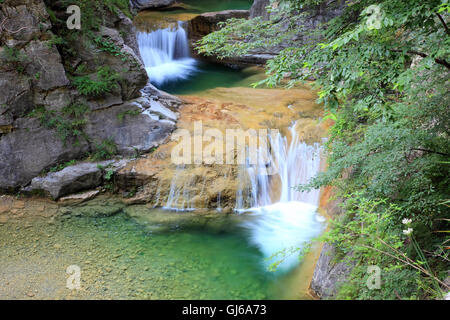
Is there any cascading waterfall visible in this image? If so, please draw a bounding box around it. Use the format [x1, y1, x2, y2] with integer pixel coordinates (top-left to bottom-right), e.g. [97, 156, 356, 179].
[241, 122, 326, 271]
[160, 120, 325, 270]
[164, 164, 197, 212]
[137, 22, 198, 86]
[138, 19, 326, 271]
[241, 123, 323, 207]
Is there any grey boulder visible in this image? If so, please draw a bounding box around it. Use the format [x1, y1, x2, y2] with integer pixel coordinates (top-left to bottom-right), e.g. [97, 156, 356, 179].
[0, 118, 90, 190]
[25, 162, 107, 199]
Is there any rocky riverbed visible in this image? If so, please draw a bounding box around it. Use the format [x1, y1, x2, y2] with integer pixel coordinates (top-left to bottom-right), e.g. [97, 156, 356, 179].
[0, 0, 352, 300]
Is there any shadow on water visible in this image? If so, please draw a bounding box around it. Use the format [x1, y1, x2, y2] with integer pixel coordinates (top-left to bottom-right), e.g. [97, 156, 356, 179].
[159, 62, 266, 95]
[166, 0, 254, 14]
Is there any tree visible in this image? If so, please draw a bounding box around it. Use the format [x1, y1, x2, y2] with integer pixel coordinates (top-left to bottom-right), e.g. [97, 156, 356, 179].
[196, 0, 450, 299]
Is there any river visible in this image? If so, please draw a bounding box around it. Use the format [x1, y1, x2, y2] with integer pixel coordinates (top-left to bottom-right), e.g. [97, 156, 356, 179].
[0, 0, 327, 300]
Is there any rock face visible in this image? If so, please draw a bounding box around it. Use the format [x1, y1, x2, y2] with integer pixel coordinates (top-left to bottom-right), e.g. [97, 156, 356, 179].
[310, 188, 352, 299]
[24, 40, 70, 91]
[188, 10, 250, 40]
[0, 0, 181, 191]
[84, 100, 176, 157]
[0, 118, 90, 189]
[310, 243, 355, 299]
[130, 0, 175, 11]
[250, 0, 271, 20]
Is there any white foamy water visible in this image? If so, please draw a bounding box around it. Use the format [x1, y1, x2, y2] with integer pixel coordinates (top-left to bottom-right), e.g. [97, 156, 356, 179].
[241, 122, 325, 271]
[138, 18, 326, 271]
[244, 202, 324, 271]
[137, 22, 198, 86]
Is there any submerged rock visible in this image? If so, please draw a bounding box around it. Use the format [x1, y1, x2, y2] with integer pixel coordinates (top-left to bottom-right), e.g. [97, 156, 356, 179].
[60, 196, 125, 217]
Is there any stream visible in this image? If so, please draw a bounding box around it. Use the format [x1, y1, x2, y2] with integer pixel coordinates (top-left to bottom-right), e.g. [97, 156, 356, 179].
[0, 1, 327, 300]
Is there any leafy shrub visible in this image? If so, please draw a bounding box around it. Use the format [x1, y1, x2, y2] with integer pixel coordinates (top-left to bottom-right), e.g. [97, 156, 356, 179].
[48, 160, 77, 173]
[28, 103, 90, 144]
[323, 194, 448, 299]
[94, 36, 128, 62]
[0, 46, 28, 73]
[91, 138, 118, 161]
[73, 66, 120, 97]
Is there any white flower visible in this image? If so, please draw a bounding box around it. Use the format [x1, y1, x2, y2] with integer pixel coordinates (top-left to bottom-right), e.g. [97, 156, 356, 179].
[402, 218, 412, 225]
[403, 228, 413, 235]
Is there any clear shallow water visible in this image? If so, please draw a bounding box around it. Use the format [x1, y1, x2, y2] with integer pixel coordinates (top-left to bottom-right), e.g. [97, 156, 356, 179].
[0, 209, 315, 299]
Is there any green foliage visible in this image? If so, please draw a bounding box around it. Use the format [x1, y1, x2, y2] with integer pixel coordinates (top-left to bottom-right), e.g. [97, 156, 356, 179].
[323, 194, 448, 299]
[73, 66, 120, 97]
[103, 0, 133, 19]
[117, 109, 141, 121]
[0, 46, 28, 73]
[96, 163, 117, 192]
[94, 35, 129, 62]
[197, 0, 450, 299]
[55, 0, 132, 33]
[47, 34, 67, 48]
[104, 168, 115, 181]
[44, 0, 134, 74]
[267, 242, 312, 272]
[91, 138, 118, 161]
[48, 160, 77, 173]
[28, 103, 90, 144]
[338, 265, 420, 300]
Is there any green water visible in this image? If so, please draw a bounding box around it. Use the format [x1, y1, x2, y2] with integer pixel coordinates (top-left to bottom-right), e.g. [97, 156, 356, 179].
[159, 63, 265, 95]
[0, 209, 307, 300]
[167, 0, 253, 14]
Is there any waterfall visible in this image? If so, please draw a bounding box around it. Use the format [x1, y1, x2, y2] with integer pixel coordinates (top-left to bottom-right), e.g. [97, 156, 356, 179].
[137, 22, 198, 86]
[240, 122, 326, 271]
[164, 164, 197, 212]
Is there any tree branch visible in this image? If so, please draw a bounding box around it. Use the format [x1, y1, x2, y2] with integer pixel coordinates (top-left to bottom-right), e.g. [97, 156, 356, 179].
[436, 13, 449, 35]
[411, 148, 449, 157]
[393, 49, 450, 70]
